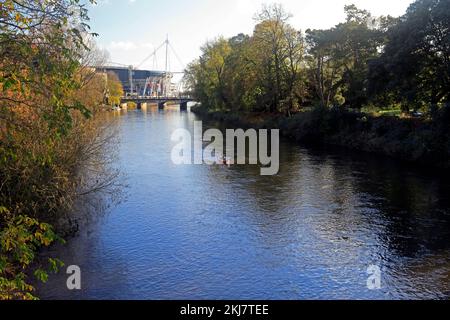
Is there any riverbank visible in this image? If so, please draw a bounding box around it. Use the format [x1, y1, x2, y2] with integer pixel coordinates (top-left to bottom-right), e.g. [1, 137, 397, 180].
[191, 105, 450, 169]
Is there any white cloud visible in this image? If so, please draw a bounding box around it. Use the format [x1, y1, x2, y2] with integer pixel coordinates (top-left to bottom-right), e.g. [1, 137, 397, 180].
[103, 40, 166, 69]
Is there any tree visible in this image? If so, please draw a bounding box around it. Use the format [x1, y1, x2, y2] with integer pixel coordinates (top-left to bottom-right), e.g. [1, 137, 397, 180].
[187, 5, 308, 115]
[306, 28, 346, 108]
[194, 38, 232, 110]
[0, 0, 96, 133]
[368, 0, 450, 111]
[106, 72, 124, 106]
[306, 5, 384, 109]
[183, 60, 202, 99]
[222, 33, 257, 112]
[0, 0, 119, 300]
[252, 4, 292, 112]
[279, 25, 307, 115]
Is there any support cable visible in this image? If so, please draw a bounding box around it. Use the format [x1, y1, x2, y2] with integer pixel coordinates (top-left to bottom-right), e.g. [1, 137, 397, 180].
[136, 41, 166, 70]
[169, 42, 185, 70]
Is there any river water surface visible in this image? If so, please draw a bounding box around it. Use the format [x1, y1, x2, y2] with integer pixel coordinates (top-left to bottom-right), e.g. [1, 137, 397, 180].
[38, 106, 450, 300]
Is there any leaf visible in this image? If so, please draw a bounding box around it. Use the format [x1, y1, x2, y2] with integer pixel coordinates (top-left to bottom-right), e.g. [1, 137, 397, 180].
[33, 269, 49, 283]
[2, 78, 16, 92]
[48, 258, 64, 273]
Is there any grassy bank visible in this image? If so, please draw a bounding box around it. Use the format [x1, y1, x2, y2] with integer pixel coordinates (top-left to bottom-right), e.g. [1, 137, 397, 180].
[191, 105, 450, 169]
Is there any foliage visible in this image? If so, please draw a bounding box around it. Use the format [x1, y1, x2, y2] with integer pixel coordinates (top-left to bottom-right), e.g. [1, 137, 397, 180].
[127, 101, 137, 109]
[186, 0, 448, 116]
[306, 5, 385, 109]
[0, 0, 97, 134]
[367, 0, 450, 111]
[188, 1, 450, 168]
[0, 207, 64, 300]
[106, 72, 124, 106]
[184, 4, 308, 116]
[0, 0, 118, 299]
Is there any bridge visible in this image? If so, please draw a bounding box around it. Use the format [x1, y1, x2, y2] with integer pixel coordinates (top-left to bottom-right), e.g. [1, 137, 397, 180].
[120, 96, 194, 110]
[100, 36, 196, 110]
[100, 35, 187, 97]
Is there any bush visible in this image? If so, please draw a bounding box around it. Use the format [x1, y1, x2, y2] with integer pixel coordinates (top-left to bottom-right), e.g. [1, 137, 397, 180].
[0, 0, 120, 299]
[127, 102, 137, 109]
[0, 207, 64, 300]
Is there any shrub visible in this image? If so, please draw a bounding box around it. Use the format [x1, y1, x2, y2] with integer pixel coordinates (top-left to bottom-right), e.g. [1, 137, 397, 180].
[0, 207, 64, 300]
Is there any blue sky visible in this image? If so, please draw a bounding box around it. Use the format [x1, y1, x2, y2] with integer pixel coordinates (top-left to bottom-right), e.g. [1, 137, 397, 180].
[88, 0, 414, 73]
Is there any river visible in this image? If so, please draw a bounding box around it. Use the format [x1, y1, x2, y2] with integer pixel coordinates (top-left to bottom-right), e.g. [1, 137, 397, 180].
[37, 105, 450, 300]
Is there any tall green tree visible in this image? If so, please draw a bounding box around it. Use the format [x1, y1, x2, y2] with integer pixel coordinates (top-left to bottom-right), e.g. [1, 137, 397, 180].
[199, 38, 232, 110]
[222, 33, 257, 112]
[252, 4, 292, 112]
[306, 5, 384, 109]
[306, 28, 346, 108]
[368, 0, 450, 111]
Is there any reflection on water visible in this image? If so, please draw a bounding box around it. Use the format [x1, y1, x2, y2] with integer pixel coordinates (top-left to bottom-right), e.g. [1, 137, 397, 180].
[37, 106, 450, 300]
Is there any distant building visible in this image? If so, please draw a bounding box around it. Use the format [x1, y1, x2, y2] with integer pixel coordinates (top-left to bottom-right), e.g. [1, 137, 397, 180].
[95, 66, 173, 96]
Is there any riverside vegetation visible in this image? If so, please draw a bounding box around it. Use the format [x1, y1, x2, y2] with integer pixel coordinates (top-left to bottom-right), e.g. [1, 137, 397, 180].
[186, 1, 450, 168]
[0, 0, 123, 299]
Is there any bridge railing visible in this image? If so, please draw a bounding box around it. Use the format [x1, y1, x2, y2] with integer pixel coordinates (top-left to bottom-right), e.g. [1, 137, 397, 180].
[121, 95, 193, 100]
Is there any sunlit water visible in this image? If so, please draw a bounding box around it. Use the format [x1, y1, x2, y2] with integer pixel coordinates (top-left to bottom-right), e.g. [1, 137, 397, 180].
[37, 106, 450, 300]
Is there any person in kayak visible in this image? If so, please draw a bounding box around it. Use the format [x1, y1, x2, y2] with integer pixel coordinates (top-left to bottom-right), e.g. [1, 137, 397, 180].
[216, 154, 231, 166]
